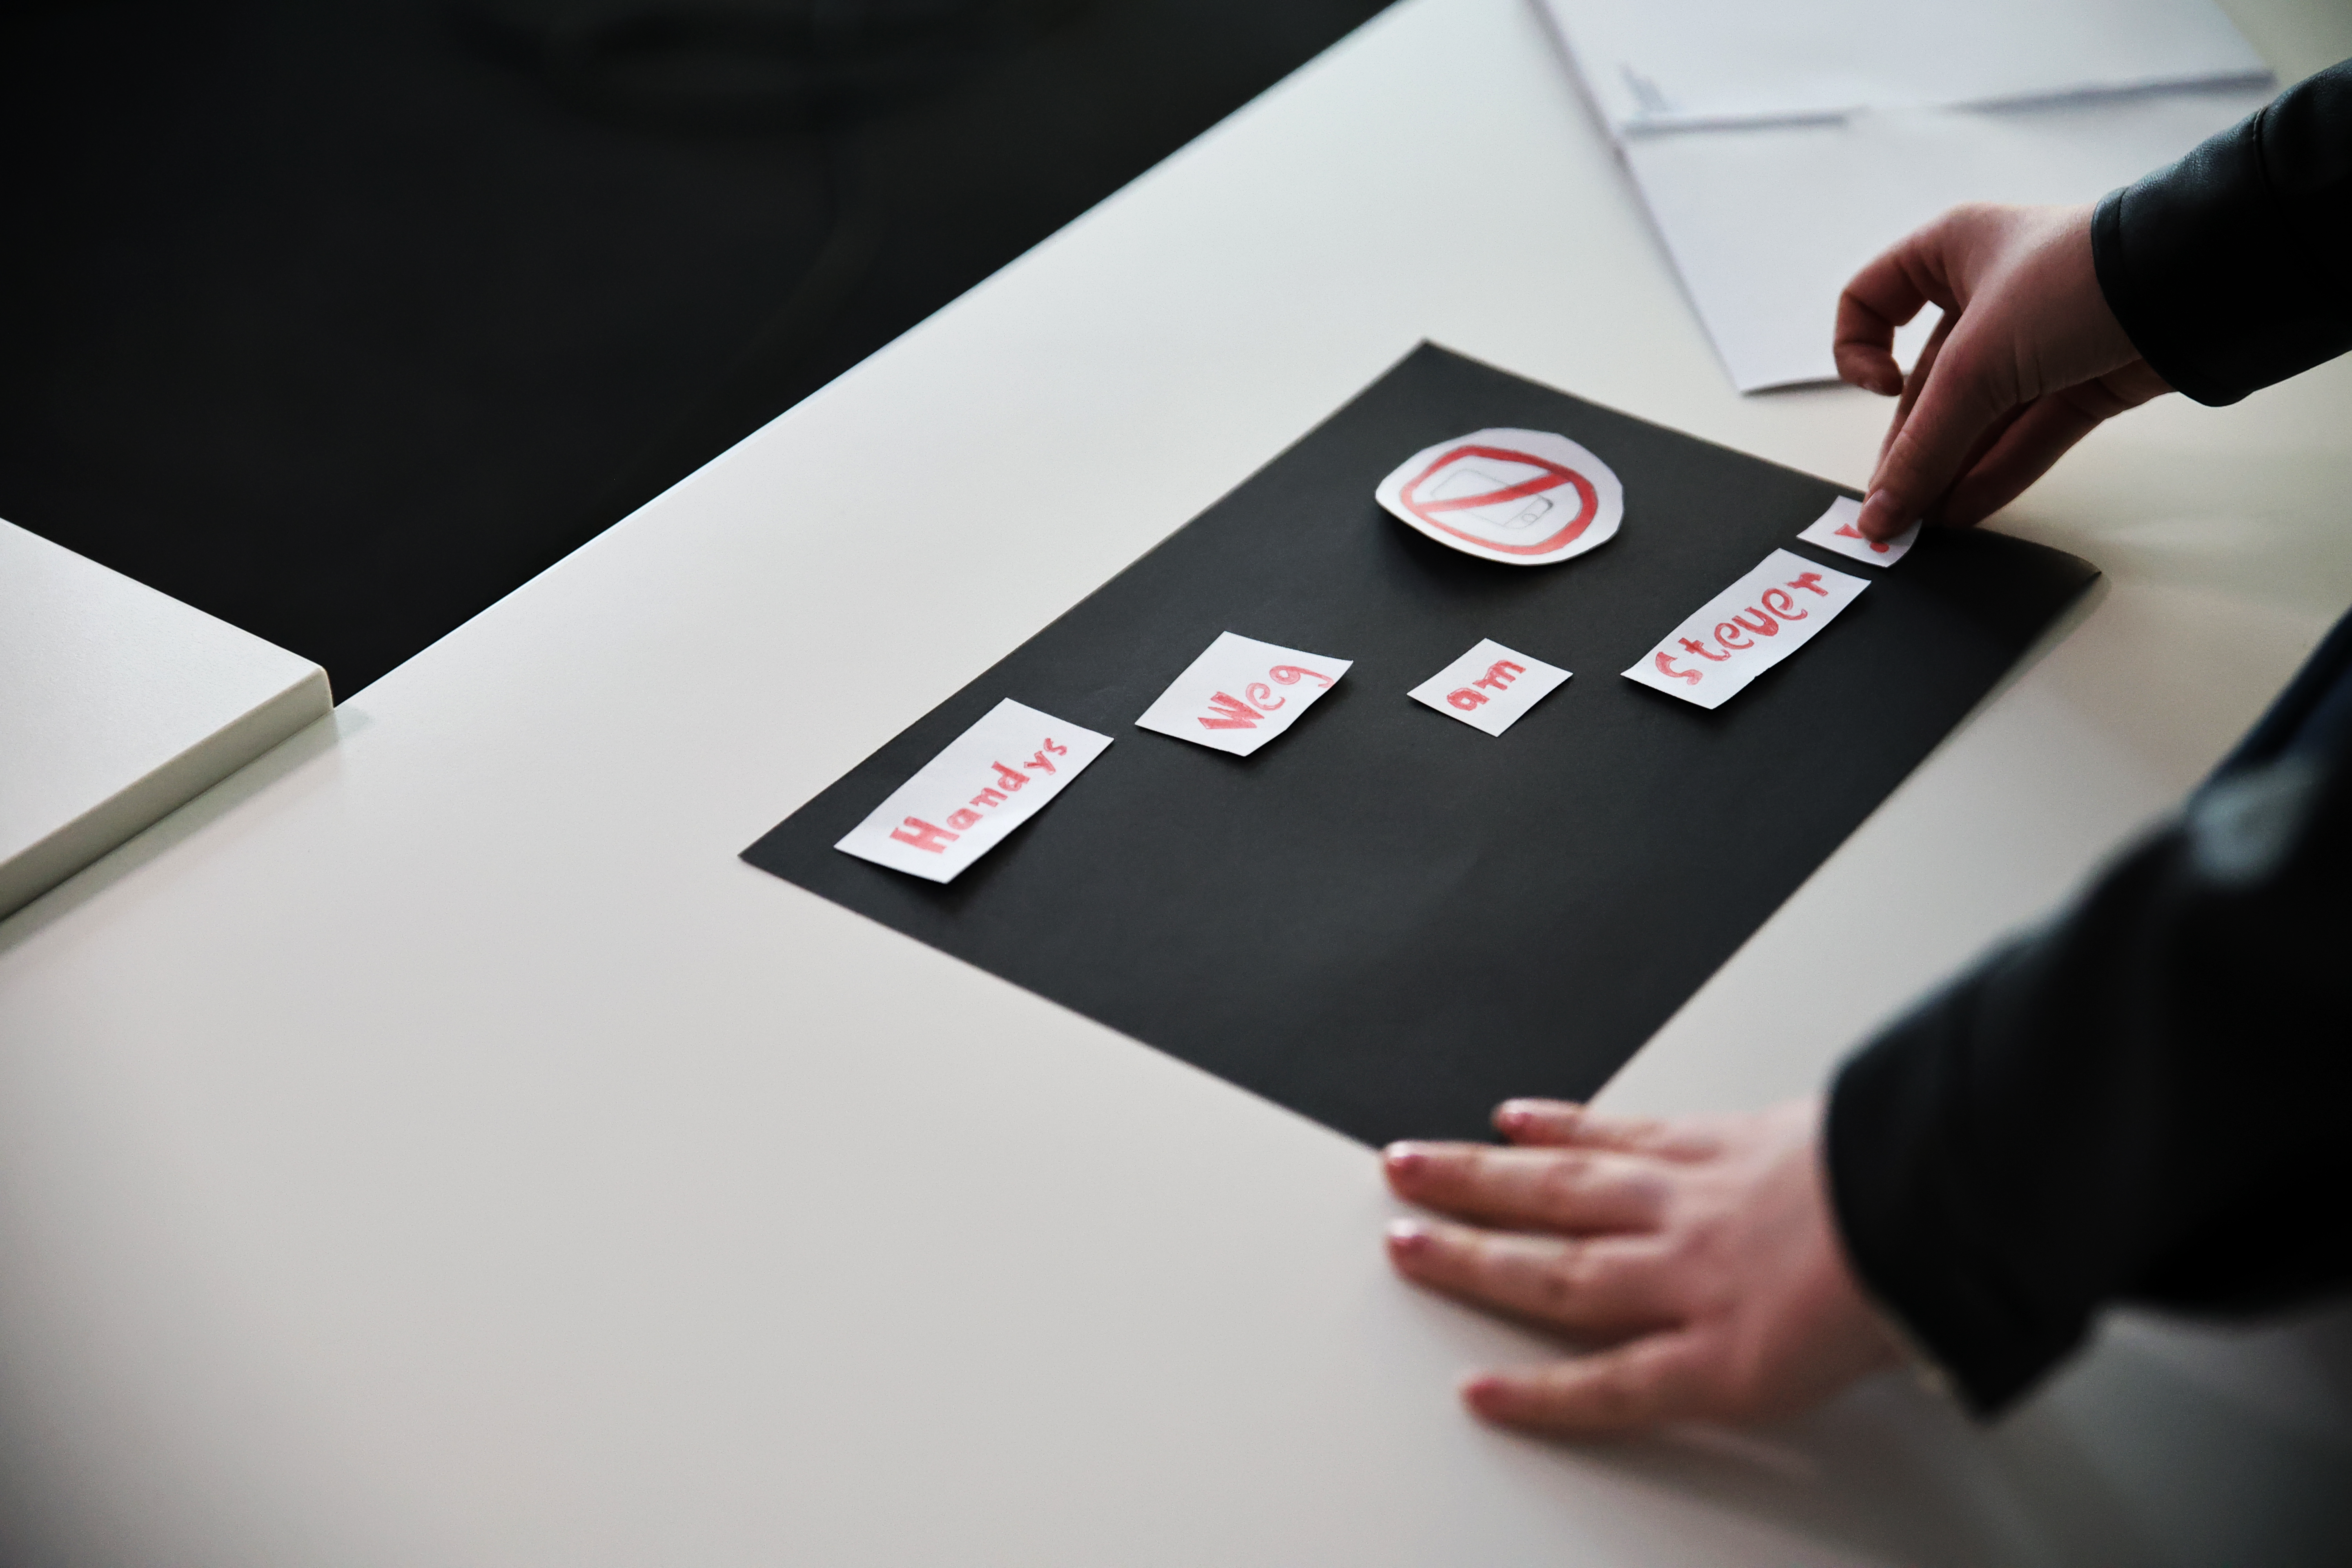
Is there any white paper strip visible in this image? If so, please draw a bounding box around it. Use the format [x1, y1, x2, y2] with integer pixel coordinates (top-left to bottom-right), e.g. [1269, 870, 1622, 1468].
[1408, 639, 1572, 737]
[1797, 495, 1919, 567]
[1374, 428, 1623, 566]
[1135, 631, 1352, 757]
[1623, 549, 1869, 710]
[835, 698, 1112, 882]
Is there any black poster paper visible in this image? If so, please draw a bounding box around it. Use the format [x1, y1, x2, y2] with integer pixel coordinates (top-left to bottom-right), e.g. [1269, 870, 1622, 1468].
[744, 346, 2096, 1145]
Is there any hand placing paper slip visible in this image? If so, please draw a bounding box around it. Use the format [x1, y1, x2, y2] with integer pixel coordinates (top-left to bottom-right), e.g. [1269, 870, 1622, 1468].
[1624, 549, 1869, 710]
[1136, 631, 1352, 757]
[1409, 639, 1572, 736]
[1797, 495, 1919, 567]
[835, 698, 1112, 882]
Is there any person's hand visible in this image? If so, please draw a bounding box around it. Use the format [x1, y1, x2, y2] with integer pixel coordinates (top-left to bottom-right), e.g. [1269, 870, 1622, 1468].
[1381, 1098, 1901, 1434]
[1835, 201, 2171, 540]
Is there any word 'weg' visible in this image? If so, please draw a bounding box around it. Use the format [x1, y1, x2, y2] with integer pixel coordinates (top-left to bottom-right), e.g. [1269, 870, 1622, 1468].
[1197, 663, 1334, 730]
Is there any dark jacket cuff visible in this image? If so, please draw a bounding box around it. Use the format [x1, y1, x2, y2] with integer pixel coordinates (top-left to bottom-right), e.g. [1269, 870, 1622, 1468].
[1824, 964, 2091, 1415]
[2092, 68, 2352, 406]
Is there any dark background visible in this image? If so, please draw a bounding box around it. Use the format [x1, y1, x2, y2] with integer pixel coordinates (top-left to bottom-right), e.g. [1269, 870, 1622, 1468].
[0, 0, 1392, 696]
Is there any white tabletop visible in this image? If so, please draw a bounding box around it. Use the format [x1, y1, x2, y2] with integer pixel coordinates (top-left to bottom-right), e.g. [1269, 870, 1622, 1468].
[3, 0, 2349, 1561]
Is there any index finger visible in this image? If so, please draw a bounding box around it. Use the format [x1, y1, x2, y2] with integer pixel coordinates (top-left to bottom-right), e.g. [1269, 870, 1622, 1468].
[1833, 235, 1945, 397]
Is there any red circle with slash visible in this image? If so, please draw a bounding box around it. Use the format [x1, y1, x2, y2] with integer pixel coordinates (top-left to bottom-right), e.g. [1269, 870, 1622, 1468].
[1397, 444, 1600, 557]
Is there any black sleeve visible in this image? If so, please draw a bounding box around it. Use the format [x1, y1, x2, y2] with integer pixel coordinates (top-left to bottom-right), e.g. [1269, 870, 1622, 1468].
[2092, 60, 2352, 406]
[1824, 710, 2352, 1415]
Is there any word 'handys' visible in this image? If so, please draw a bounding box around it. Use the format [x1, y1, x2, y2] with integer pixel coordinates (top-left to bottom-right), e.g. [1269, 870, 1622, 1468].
[836, 698, 1112, 882]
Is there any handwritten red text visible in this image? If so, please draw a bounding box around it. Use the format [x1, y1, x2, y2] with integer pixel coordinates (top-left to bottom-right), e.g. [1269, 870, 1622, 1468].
[1651, 570, 1829, 686]
[1196, 663, 1334, 731]
[1446, 658, 1528, 711]
[887, 738, 1071, 854]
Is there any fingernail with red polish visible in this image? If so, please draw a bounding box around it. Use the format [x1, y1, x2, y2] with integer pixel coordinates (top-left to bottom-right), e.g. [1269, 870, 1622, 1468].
[1383, 1142, 1427, 1178]
[1387, 1219, 1432, 1256]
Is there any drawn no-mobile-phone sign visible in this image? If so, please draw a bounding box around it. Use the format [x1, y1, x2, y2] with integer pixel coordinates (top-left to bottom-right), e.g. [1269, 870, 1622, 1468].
[1374, 426, 1624, 566]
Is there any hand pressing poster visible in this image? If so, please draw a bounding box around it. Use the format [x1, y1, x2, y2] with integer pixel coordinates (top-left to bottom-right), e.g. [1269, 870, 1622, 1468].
[1624, 549, 1868, 710]
[835, 698, 1112, 882]
[1797, 495, 1920, 567]
[1374, 428, 1624, 565]
[1134, 631, 1352, 757]
[1408, 639, 1572, 736]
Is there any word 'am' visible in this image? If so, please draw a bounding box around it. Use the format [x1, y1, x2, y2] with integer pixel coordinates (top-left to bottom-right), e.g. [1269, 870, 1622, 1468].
[1408, 638, 1571, 736]
[1443, 659, 1525, 711]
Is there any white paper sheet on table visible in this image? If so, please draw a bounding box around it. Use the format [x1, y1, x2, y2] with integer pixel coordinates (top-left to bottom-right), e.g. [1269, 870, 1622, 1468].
[1539, 0, 2267, 136]
[1135, 631, 1351, 757]
[835, 698, 1112, 882]
[1623, 549, 1869, 710]
[1529, 0, 2272, 391]
[1407, 639, 1572, 735]
[1619, 86, 2273, 390]
[1797, 495, 1918, 568]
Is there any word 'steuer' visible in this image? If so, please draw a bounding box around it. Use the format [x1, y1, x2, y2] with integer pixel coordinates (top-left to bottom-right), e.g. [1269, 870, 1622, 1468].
[835, 698, 1113, 882]
[1623, 548, 1869, 710]
[1374, 427, 1624, 567]
[1135, 631, 1353, 757]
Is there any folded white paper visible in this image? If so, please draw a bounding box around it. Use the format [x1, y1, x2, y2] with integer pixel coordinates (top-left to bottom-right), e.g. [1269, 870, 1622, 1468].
[1616, 88, 2270, 390]
[835, 698, 1112, 882]
[1135, 632, 1351, 757]
[1539, 0, 2267, 138]
[1408, 639, 1572, 737]
[1623, 549, 1869, 710]
[1374, 428, 1623, 566]
[1797, 495, 1918, 567]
